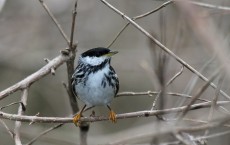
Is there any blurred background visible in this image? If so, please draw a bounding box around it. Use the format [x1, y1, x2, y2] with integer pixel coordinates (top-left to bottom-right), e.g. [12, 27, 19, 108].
[1, 0, 230, 144]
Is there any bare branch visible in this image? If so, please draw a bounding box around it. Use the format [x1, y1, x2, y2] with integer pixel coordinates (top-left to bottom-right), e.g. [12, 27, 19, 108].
[167, 66, 184, 86]
[14, 88, 29, 145]
[133, 0, 173, 20]
[26, 123, 64, 145]
[205, 73, 226, 136]
[0, 101, 229, 123]
[0, 102, 24, 111]
[151, 66, 184, 110]
[0, 119, 14, 139]
[158, 129, 230, 145]
[69, 0, 78, 49]
[117, 91, 210, 103]
[107, 115, 230, 145]
[65, 0, 79, 114]
[173, 133, 192, 145]
[178, 69, 220, 120]
[107, 0, 173, 48]
[208, 74, 225, 120]
[38, 0, 70, 45]
[100, 0, 230, 100]
[188, 1, 230, 11]
[107, 23, 129, 48]
[44, 58, 55, 75]
[179, 55, 216, 109]
[0, 53, 70, 100]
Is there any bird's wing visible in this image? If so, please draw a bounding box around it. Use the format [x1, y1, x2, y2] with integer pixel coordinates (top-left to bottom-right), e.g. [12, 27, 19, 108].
[71, 67, 79, 98]
[110, 66, 119, 96]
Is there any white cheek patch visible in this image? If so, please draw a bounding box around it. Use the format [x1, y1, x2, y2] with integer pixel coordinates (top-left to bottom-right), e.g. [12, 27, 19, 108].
[81, 56, 107, 66]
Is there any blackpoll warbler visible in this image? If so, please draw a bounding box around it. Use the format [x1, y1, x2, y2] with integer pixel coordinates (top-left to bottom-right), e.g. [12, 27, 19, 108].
[71, 47, 119, 125]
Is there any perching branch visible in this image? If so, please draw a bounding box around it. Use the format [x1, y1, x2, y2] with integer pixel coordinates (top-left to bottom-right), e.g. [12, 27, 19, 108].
[0, 101, 229, 123]
[21, 90, 211, 145]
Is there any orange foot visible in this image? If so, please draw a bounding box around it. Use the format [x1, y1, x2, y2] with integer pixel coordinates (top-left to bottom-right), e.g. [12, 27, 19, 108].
[109, 110, 117, 123]
[73, 113, 82, 126]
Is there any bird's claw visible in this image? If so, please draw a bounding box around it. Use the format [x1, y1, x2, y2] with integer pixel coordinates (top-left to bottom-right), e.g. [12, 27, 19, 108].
[109, 110, 117, 123]
[73, 113, 82, 126]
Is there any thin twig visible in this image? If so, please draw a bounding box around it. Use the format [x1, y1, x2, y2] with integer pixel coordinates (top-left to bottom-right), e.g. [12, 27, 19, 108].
[133, 0, 173, 20]
[167, 66, 184, 86]
[173, 133, 192, 145]
[107, 23, 129, 48]
[177, 55, 216, 109]
[107, 115, 230, 145]
[26, 111, 87, 145]
[0, 119, 14, 139]
[177, 69, 220, 120]
[100, 0, 230, 101]
[188, 1, 230, 11]
[0, 101, 229, 123]
[69, 0, 78, 49]
[158, 129, 230, 145]
[123, 91, 230, 115]
[117, 91, 207, 102]
[213, 73, 225, 106]
[118, 91, 210, 102]
[151, 66, 184, 110]
[25, 123, 64, 145]
[196, 129, 230, 141]
[107, 0, 173, 48]
[0, 101, 24, 110]
[44, 58, 55, 75]
[14, 88, 28, 145]
[38, 0, 70, 45]
[205, 72, 226, 136]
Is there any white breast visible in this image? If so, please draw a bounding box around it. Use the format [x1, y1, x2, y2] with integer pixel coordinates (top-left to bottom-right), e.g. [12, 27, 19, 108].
[75, 65, 115, 107]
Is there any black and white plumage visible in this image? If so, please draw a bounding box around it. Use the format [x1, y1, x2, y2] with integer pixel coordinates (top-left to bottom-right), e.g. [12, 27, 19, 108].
[71, 47, 119, 125]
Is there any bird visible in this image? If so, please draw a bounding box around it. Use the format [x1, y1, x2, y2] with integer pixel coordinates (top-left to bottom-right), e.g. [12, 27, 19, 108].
[71, 47, 119, 126]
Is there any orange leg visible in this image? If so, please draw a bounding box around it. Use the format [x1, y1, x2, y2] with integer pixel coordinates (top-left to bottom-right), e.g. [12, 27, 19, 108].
[107, 105, 117, 123]
[73, 105, 86, 126]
